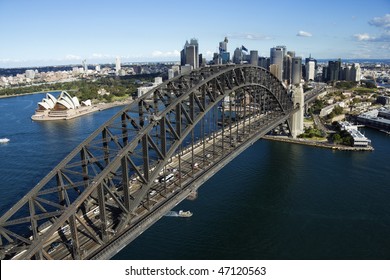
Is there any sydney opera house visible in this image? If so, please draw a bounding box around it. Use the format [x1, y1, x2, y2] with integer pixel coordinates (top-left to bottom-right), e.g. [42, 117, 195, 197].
[32, 91, 94, 120]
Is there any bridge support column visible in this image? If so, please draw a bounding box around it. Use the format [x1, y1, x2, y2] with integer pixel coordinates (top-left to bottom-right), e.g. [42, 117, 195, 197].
[290, 84, 304, 138]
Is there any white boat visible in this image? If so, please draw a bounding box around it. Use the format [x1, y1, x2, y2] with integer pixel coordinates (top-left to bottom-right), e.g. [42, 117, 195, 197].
[0, 138, 10, 143]
[178, 210, 193, 217]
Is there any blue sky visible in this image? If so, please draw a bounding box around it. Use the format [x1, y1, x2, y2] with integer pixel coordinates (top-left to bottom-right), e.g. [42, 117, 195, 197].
[0, 0, 389, 67]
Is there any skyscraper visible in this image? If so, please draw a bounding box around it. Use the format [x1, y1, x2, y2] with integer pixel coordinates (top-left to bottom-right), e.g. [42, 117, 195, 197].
[250, 50, 258, 66]
[306, 60, 316, 81]
[219, 37, 230, 64]
[115, 57, 121, 74]
[291, 57, 302, 85]
[181, 39, 199, 69]
[233, 48, 241, 64]
[327, 59, 341, 82]
[270, 47, 284, 80]
[351, 63, 361, 82]
[283, 54, 292, 84]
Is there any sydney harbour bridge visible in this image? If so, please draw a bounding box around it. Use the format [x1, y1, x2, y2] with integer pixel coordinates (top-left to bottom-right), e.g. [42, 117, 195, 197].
[0, 65, 324, 260]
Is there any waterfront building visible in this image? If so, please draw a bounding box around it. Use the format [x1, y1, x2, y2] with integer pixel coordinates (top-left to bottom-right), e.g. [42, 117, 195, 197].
[338, 121, 371, 147]
[291, 56, 302, 85]
[32, 91, 92, 120]
[356, 109, 390, 132]
[270, 47, 284, 80]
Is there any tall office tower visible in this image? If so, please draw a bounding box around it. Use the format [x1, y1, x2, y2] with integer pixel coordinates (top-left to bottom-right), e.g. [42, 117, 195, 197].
[180, 41, 188, 66]
[269, 64, 280, 79]
[219, 37, 229, 64]
[344, 65, 352, 81]
[283, 54, 292, 84]
[327, 59, 341, 81]
[287, 51, 295, 58]
[82, 59, 88, 73]
[186, 45, 197, 69]
[189, 38, 199, 69]
[270, 47, 284, 80]
[259, 57, 270, 69]
[306, 60, 316, 81]
[219, 37, 228, 53]
[351, 63, 361, 82]
[233, 47, 242, 64]
[181, 39, 199, 69]
[276, 45, 287, 58]
[115, 57, 121, 74]
[250, 50, 258, 66]
[291, 56, 302, 85]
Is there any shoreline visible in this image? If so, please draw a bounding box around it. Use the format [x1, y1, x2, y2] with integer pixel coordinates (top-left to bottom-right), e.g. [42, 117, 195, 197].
[31, 99, 133, 121]
[0, 90, 68, 99]
[262, 135, 374, 151]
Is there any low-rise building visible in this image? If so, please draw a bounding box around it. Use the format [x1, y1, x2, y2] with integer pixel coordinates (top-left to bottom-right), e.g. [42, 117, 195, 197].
[338, 121, 371, 147]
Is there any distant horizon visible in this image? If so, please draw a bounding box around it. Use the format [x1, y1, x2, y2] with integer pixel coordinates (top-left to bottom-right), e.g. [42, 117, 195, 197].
[1, 0, 389, 69]
[1, 58, 390, 70]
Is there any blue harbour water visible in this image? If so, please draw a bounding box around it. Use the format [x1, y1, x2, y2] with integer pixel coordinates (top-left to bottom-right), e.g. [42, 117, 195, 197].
[1, 93, 390, 260]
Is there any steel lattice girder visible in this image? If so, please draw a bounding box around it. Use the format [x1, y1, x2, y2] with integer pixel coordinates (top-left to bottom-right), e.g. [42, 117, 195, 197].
[0, 65, 294, 260]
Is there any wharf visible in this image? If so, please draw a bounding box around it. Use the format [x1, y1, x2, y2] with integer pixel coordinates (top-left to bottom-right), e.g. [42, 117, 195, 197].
[262, 135, 374, 151]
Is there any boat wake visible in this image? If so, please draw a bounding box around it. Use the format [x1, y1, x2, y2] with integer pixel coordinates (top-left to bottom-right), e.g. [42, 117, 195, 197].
[0, 138, 10, 144]
[164, 211, 179, 217]
[164, 210, 193, 218]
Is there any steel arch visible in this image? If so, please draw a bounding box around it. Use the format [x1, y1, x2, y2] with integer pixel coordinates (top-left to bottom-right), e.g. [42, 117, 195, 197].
[0, 65, 294, 260]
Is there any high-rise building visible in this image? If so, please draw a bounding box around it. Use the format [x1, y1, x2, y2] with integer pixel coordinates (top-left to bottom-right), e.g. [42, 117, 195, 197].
[219, 37, 230, 64]
[250, 50, 258, 66]
[115, 57, 121, 74]
[82, 59, 88, 73]
[269, 64, 280, 79]
[270, 47, 284, 80]
[327, 59, 341, 81]
[233, 48, 242, 64]
[351, 63, 361, 82]
[287, 51, 295, 58]
[181, 39, 199, 69]
[306, 60, 316, 81]
[283, 54, 292, 84]
[259, 57, 270, 69]
[291, 57, 302, 85]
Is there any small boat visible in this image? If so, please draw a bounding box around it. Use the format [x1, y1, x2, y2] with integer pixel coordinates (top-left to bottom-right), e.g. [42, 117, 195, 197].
[178, 210, 193, 217]
[0, 138, 10, 144]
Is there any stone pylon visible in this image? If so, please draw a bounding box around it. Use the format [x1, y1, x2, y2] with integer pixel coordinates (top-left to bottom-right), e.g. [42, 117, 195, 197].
[290, 83, 304, 138]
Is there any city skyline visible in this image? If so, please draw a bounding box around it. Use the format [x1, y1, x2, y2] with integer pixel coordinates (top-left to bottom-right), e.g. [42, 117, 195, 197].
[0, 0, 389, 68]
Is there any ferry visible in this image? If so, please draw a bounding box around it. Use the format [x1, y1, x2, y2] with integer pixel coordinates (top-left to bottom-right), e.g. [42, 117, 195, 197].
[178, 210, 193, 217]
[0, 138, 10, 143]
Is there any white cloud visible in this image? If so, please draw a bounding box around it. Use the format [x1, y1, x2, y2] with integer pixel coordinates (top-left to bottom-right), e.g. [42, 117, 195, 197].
[227, 33, 273, 41]
[151, 50, 180, 58]
[369, 14, 390, 29]
[297, 30, 312, 37]
[354, 33, 374, 41]
[354, 31, 390, 42]
[64, 54, 81, 60]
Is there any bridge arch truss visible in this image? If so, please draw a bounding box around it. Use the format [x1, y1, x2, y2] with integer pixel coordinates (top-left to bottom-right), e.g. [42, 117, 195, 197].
[0, 65, 294, 260]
